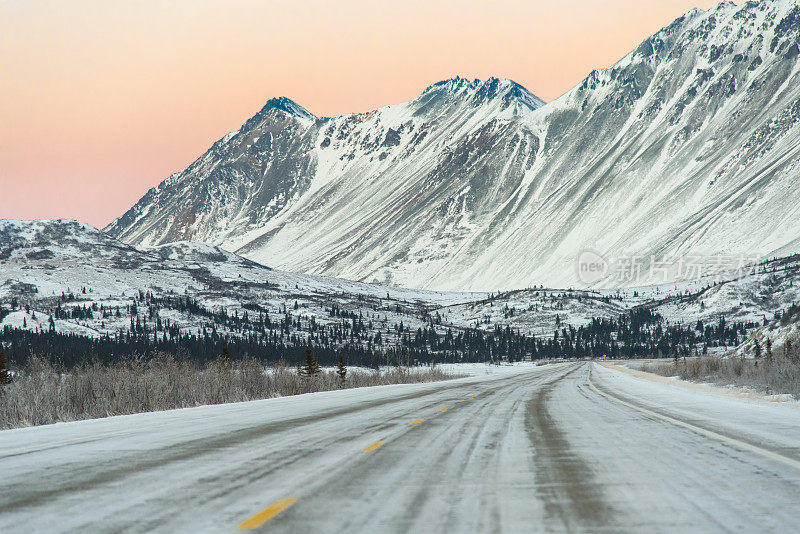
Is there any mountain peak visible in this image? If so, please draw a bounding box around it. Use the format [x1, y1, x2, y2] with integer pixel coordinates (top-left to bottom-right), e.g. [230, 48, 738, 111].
[237, 96, 316, 133]
[261, 97, 316, 120]
[420, 76, 545, 112]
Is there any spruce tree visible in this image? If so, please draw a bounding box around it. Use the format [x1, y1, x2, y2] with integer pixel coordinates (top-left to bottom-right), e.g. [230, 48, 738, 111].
[220, 339, 230, 364]
[0, 349, 11, 385]
[303, 346, 320, 378]
[753, 338, 762, 360]
[766, 338, 773, 363]
[336, 353, 347, 387]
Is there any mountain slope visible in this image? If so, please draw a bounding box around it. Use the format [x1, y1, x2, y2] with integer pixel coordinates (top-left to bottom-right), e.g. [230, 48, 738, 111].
[107, 0, 800, 291]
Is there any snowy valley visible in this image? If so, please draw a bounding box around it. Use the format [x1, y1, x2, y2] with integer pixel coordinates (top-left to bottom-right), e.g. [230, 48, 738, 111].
[3, 219, 800, 368]
[4, 2, 800, 531]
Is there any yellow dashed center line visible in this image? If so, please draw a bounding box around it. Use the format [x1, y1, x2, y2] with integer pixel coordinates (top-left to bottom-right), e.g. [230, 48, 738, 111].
[238, 498, 297, 530]
[238, 388, 490, 529]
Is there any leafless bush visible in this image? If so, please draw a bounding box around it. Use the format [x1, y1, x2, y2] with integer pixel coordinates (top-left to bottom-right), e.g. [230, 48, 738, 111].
[0, 355, 463, 429]
[642, 353, 800, 398]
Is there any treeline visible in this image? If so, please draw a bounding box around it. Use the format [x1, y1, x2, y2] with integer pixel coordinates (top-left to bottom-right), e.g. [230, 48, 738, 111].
[1, 288, 774, 370]
[541, 308, 757, 359]
[1, 303, 759, 370]
[0, 326, 416, 369]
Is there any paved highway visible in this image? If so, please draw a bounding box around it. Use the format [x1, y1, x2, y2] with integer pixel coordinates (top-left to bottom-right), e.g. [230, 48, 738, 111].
[2, 362, 800, 532]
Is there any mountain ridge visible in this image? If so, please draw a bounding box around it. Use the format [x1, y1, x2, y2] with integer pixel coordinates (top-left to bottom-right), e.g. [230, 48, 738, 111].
[107, 0, 800, 291]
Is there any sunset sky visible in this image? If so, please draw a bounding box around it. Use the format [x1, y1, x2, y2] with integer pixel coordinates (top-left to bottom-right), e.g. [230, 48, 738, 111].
[1, 0, 733, 228]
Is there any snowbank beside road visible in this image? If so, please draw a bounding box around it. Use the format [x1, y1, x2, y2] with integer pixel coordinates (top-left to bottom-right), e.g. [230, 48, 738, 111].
[591, 362, 800, 456]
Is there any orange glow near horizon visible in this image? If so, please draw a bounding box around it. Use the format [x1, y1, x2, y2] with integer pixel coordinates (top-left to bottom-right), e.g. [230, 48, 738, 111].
[1, 0, 735, 228]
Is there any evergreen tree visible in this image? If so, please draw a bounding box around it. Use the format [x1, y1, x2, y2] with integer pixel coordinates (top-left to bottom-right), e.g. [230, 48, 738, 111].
[336, 353, 347, 386]
[220, 339, 230, 366]
[766, 338, 773, 363]
[0, 349, 11, 385]
[753, 338, 762, 360]
[303, 346, 320, 377]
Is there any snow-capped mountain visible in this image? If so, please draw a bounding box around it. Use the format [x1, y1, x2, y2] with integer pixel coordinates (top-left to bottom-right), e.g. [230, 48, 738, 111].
[105, 77, 544, 289]
[107, 0, 800, 291]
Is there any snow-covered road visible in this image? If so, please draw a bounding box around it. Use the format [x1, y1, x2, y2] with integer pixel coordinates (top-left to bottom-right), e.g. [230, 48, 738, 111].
[2, 362, 800, 532]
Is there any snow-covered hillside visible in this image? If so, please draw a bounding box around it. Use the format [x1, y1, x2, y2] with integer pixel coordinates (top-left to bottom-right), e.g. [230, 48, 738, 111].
[3, 220, 800, 353]
[106, 1, 800, 291]
[0, 220, 489, 346]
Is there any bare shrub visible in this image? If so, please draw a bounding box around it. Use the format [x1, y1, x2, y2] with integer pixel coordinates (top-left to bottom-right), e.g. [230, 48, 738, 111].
[0, 355, 465, 429]
[642, 353, 800, 398]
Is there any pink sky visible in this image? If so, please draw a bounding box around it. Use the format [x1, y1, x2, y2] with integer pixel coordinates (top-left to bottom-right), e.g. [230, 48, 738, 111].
[1, 0, 732, 229]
